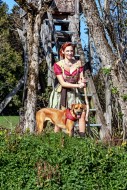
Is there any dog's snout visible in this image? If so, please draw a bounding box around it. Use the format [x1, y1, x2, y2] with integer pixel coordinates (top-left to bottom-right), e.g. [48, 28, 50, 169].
[76, 111, 82, 115]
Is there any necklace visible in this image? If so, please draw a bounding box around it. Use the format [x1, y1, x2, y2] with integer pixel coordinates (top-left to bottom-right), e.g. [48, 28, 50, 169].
[64, 60, 73, 67]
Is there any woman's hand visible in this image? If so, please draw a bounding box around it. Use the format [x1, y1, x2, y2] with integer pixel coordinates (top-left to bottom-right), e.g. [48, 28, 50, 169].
[81, 77, 87, 83]
[78, 82, 85, 88]
[79, 78, 88, 88]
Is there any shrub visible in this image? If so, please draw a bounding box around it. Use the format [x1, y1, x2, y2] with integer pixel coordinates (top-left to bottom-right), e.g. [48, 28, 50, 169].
[0, 131, 127, 190]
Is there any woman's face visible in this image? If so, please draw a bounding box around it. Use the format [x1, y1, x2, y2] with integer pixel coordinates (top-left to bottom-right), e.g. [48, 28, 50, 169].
[63, 45, 74, 59]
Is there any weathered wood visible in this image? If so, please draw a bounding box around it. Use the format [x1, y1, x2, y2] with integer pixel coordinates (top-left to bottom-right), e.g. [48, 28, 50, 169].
[22, 5, 49, 132]
[54, 0, 75, 13]
[15, 0, 112, 139]
[81, 0, 127, 140]
[17, 27, 28, 104]
[75, 0, 79, 14]
[15, 0, 38, 13]
[47, 11, 59, 55]
[69, 14, 111, 140]
[40, 22, 55, 87]
[105, 75, 112, 134]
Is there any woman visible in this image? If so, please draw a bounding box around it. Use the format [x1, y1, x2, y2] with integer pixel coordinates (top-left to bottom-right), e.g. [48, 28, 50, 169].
[49, 42, 89, 137]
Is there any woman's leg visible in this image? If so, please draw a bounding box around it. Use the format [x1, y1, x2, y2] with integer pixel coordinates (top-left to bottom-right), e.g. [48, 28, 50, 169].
[78, 111, 86, 137]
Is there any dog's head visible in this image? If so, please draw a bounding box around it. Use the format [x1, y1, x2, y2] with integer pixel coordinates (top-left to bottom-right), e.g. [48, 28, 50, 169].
[71, 103, 86, 119]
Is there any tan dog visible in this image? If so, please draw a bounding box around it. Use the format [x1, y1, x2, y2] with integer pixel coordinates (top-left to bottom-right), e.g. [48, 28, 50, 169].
[36, 104, 86, 136]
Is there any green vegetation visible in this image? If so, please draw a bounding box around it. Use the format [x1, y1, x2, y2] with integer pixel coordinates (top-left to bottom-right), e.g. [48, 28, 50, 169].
[0, 116, 19, 128]
[102, 68, 111, 75]
[111, 87, 119, 95]
[0, 1, 23, 115]
[0, 131, 127, 190]
[121, 94, 127, 102]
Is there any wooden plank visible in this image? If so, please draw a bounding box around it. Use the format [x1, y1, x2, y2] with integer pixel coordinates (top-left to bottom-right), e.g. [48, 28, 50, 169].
[75, 123, 102, 128]
[45, 19, 70, 24]
[75, 0, 79, 14]
[55, 31, 75, 35]
[89, 109, 96, 112]
[54, 0, 75, 13]
[40, 22, 54, 87]
[87, 124, 101, 128]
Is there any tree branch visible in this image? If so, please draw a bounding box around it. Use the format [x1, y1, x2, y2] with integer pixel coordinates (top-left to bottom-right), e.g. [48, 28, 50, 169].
[0, 77, 24, 113]
[14, 0, 38, 13]
[14, 0, 53, 13]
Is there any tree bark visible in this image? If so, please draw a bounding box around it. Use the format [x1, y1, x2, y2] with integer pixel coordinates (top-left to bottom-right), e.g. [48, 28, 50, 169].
[15, 0, 49, 133]
[81, 0, 127, 140]
[23, 12, 42, 132]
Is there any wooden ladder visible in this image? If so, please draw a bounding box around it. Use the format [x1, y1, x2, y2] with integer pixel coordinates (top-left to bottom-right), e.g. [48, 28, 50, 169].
[41, 5, 102, 138]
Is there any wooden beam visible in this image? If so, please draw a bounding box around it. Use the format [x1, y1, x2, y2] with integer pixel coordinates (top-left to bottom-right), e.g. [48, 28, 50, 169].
[14, 0, 38, 13]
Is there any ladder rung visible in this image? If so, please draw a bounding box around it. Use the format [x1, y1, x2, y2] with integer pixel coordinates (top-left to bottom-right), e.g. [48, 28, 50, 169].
[55, 31, 75, 35]
[87, 94, 92, 97]
[52, 42, 81, 45]
[75, 123, 101, 128]
[80, 93, 92, 97]
[52, 52, 81, 57]
[87, 124, 101, 128]
[89, 109, 96, 112]
[45, 19, 70, 24]
[75, 54, 80, 57]
[54, 19, 70, 24]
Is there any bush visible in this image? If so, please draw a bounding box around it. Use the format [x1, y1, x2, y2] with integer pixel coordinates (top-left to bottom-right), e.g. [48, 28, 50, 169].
[0, 131, 127, 190]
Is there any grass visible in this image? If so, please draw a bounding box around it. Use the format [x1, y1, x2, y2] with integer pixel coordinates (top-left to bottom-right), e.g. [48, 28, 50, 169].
[0, 116, 19, 129]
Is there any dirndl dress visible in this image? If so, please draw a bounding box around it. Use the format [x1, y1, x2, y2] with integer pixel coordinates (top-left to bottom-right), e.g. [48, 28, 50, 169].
[49, 60, 84, 109]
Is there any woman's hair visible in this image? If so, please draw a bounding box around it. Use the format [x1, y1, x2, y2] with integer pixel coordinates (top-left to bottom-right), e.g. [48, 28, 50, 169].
[59, 42, 75, 58]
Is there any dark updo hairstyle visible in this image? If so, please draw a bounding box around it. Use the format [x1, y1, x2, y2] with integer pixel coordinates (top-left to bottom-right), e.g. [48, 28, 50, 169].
[59, 42, 75, 59]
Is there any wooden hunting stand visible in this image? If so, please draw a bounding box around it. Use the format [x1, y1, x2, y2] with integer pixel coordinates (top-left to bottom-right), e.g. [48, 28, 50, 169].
[17, 0, 106, 138]
[40, 0, 81, 87]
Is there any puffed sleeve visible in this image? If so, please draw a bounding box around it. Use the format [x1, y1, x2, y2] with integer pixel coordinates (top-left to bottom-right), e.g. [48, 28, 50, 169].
[79, 66, 84, 73]
[54, 63, 62, 75]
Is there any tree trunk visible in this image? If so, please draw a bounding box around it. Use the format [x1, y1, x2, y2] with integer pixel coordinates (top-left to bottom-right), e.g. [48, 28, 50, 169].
[81, 0, 127, 140]
[23, 13, 40, 132]
[14, 0, 49, 133]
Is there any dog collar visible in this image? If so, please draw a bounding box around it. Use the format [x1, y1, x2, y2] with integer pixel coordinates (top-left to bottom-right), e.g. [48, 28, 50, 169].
[65, 109, 77, 123]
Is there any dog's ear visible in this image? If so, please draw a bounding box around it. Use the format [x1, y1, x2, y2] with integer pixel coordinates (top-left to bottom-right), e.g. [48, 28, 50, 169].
[71, 104, 75, 109]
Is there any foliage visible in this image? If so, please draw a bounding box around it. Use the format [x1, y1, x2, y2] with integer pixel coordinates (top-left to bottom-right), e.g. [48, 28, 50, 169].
[9, 5, 23, 53]
[102, 68, 111, 75]
[111, 87, 119, 95]
[0, 1, 23, 115]
[0, 2, 52, 114]
[121, 94, 127, 102]
[0, 131, 127, 190]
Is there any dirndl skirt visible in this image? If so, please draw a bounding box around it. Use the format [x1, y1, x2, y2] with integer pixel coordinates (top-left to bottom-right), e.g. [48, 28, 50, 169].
[49, 86, 84, 109]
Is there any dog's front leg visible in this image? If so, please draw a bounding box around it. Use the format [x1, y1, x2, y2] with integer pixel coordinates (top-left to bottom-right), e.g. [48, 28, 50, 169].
[36, 122, 44, 134]
[66, 120, 74, 137]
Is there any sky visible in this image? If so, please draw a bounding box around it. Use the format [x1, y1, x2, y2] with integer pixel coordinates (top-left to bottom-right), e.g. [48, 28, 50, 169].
[3, 0, 16, 11]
